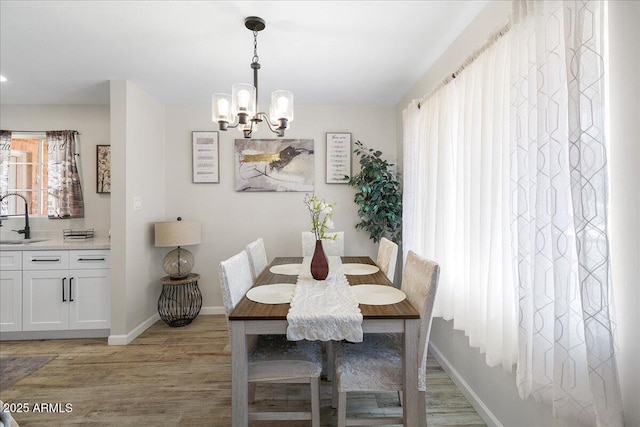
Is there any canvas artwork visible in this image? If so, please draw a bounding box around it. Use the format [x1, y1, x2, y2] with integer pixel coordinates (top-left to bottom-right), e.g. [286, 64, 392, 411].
[234, 139, 314, 192]
[96, 145, 111, 193]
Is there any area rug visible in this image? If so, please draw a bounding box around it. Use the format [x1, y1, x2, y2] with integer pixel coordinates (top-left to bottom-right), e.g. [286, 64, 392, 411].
[0, 355, 56, 391]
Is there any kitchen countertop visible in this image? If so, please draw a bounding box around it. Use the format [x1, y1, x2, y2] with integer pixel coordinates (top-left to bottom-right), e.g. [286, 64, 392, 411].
[0, 237, 111, 250]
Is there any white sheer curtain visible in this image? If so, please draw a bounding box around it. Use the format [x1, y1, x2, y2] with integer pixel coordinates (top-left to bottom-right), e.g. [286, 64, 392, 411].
[403, 0, 624, 423]
[510, 1, 623, 425]
[403, 33, 518, 370]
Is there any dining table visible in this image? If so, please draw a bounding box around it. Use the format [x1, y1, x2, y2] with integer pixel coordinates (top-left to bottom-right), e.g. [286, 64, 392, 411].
[228, 256, 421, 426]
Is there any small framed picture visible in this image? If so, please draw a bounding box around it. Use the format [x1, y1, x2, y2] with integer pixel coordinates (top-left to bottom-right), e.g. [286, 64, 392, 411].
[192, 131, 219, 183]
[96, 145, 111, 193]
[326, 132, 351, 184]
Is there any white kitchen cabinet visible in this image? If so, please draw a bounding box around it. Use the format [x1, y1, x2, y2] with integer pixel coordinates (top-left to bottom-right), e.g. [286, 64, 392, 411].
[0, 250, 22, 332]
[21, 250, 110, 332]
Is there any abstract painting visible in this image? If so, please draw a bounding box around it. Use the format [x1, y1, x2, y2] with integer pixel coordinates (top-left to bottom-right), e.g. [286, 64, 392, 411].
[234, 139, 314, 192]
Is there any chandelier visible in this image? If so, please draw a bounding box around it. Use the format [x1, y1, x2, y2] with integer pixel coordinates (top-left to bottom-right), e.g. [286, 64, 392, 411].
[212, 16, 293, 138]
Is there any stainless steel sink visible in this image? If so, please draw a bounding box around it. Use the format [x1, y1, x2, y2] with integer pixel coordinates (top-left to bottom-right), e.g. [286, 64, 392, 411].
[0, 239, 49, 245]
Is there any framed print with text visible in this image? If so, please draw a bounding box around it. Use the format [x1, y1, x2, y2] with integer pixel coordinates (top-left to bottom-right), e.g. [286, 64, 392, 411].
[192, 131, 219, 183]
[326, 132, 351, 183]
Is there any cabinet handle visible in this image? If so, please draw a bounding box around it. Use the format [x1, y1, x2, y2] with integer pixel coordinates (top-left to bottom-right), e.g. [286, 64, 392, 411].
[32, 258, 61, 262]
[69, 277, 74, 302]
[62, 278, 67, 302]
[77, 258, 105, 261]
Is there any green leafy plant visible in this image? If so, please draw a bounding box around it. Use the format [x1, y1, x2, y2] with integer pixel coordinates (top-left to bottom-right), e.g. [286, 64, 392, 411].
[345, 140, 402, 243]
[303, 193, 337, 240]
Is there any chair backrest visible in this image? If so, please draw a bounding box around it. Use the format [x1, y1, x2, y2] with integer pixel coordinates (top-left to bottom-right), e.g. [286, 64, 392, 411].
[219, 250, 254, 317]
[301, 231, 344, 256]
[376, 237, 399, 282]
[245, 238, 268, 282]
[400, 250, 440, 389]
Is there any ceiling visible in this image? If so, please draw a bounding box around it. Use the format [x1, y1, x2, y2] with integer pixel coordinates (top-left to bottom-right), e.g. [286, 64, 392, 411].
[0, 0, 489, 107]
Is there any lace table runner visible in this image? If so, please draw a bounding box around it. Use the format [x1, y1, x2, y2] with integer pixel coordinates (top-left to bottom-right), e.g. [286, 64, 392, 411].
[286, 256, 363, 342]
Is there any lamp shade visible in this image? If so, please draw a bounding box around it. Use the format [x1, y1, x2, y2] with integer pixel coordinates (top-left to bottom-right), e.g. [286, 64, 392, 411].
[155, 220, 201, 247]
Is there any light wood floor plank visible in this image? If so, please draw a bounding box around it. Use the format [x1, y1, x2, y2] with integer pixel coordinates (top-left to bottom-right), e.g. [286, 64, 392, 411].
[0, 315, 485, 426]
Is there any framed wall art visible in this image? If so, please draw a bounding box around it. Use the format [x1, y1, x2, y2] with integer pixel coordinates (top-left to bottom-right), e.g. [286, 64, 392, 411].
[234, 138, 314, 192]
[326, 132, 351, 184]
[192, 131, 219, 183]
[96, 145, 111, 193]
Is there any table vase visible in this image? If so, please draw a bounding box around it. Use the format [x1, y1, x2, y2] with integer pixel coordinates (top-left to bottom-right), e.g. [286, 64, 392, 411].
[310, 240, 329, 280]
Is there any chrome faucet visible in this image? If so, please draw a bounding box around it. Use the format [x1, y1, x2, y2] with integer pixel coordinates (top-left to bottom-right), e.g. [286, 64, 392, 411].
[0, 192, 31, 239]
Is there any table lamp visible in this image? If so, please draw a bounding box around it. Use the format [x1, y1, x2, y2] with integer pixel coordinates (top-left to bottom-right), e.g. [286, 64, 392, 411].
[154, 217, 201, 279]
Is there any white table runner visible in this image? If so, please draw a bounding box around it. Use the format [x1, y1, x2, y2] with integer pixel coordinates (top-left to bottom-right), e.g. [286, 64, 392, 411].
[286, 256, 363, 342]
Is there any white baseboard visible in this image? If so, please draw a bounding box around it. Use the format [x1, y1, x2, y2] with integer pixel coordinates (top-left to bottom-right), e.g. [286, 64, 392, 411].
[107, 307, 225, 345]
[199, 306, 225, 315]
[108, 312, 159, 345]
[429, 342, 502, 427]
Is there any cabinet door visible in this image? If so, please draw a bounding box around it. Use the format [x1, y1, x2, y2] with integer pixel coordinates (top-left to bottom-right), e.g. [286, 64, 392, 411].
[22, 270, 69, 331]
[0, 271, 22, 332]
[68, 269, 111, 330]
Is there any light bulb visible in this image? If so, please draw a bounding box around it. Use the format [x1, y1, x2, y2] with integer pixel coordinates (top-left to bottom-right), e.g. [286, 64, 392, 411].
[237, 90, 250, 110]
[276, 96, 289, 117]
[217, 98, 230, 119]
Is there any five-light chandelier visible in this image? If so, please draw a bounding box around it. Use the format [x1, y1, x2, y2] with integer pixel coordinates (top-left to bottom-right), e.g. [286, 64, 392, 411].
[212, 16, 293, 138]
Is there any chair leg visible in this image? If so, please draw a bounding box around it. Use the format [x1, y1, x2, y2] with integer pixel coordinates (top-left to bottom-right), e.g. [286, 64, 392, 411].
[398, 390, 403, 407]
[418, 390, 427, 427]
[248, 382, 257, 404]
[311, 377, 320, 427]
[337, 391, 347, 427]
[326, 340, 334, 382]
[332, 377, 338, 408]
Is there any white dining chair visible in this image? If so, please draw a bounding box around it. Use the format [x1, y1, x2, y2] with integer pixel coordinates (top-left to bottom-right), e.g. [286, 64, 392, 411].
[245, 237, 268, 282]
[333, 250, 440, 427]
[301, 231, 344, 256]
[219, 250, 322, 426]
[376, 237, 399, 282]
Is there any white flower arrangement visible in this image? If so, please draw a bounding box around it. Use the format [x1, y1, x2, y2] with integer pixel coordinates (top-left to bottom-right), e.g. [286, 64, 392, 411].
[304, 193, 337, 240]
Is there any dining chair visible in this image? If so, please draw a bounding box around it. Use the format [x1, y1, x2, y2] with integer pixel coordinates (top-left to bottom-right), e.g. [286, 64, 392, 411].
[333, 250, 440, 427]
[219, 250, 322, 426]
[301, 231, 345, 256]
[376, 237, 399, 282]
[245, 237, 268, 282]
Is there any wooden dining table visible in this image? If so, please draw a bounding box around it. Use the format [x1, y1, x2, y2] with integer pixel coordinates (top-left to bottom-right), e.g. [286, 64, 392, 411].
[228, 256, 421, 426]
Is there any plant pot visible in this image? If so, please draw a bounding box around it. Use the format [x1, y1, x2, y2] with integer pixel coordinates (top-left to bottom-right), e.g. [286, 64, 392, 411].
[310, 240, 329, 280]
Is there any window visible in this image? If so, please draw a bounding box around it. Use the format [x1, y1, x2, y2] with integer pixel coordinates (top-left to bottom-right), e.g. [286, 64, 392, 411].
[1, 133, 49, 216]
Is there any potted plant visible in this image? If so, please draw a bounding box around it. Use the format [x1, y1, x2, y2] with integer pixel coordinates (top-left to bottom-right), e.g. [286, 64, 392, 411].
[345, 140, 402, 243]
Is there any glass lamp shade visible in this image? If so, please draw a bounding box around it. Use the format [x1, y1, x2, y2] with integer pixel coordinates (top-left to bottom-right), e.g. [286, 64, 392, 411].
[232, 83, 256, 117]
[269, 90, 294, 122]
[212, 93, 233, 123]
[163, 247, 194, 279]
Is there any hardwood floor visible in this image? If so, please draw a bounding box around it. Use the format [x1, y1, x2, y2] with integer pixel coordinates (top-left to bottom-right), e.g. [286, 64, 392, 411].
[0, 315, 485, 426]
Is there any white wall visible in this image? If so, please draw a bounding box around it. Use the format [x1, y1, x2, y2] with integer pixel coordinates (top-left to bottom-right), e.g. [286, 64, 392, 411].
[109, 80, 166, 342]
[608, 2, 640, 426]
[395, 1, 639, 426]
[165, 105, 396, 309]
[0, 104, 111, 238]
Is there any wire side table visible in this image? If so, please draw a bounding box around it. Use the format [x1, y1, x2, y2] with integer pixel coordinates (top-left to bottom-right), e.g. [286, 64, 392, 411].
[158, 273, 202, 327]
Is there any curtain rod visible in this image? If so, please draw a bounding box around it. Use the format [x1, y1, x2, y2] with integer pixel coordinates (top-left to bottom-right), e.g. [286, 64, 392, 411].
[6, 130, 80, 134]
[418, 22, 511, 109]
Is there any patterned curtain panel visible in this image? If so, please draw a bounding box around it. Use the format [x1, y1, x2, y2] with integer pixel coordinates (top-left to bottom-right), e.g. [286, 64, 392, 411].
[510, 0, 623, 425]
[47, 130, 84, 218]
[0, 130, 10, 197]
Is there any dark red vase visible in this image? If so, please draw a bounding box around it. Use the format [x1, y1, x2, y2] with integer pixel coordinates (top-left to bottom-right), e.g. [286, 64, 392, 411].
[310, 240, 329, 280]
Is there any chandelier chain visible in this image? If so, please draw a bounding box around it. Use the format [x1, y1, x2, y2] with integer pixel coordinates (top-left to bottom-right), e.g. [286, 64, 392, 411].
[252, 30, 259, 64]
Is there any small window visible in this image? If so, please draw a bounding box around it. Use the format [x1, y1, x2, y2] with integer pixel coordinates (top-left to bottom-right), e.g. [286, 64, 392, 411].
[2, 133, 49, 216]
